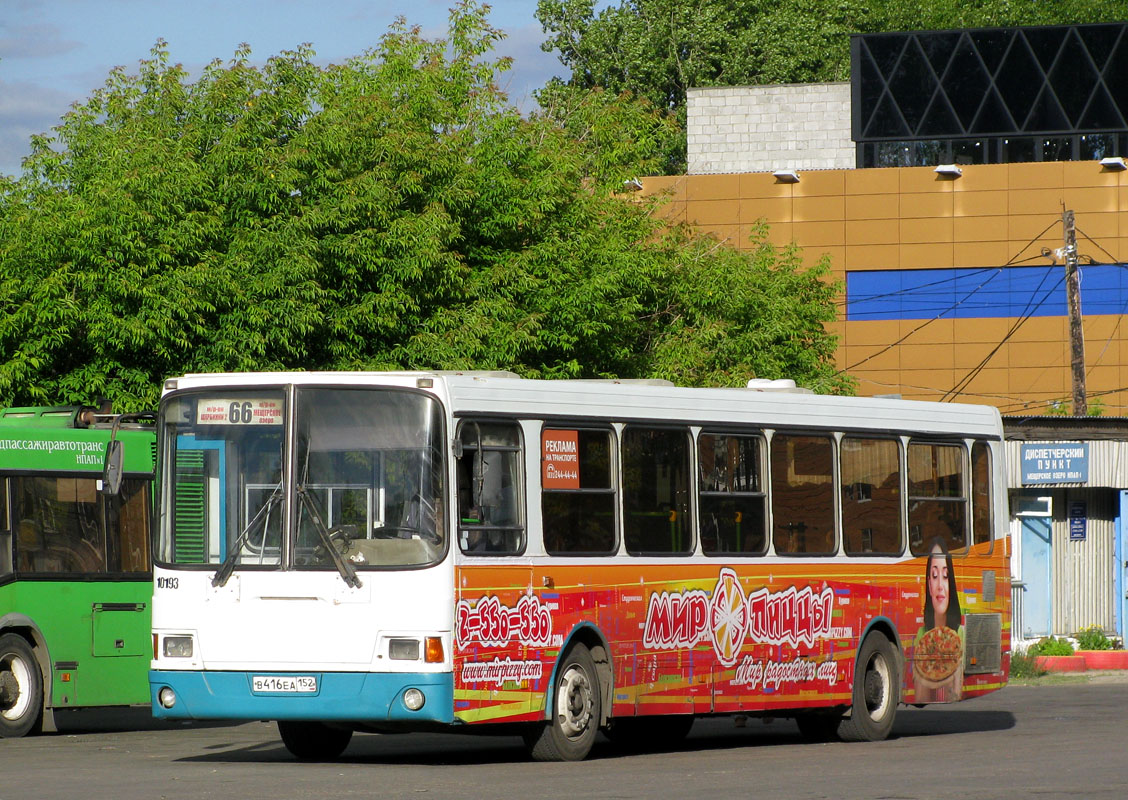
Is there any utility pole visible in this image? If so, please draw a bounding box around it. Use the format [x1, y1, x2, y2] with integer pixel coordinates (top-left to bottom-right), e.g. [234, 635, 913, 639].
[1063, 209, 1086, 415]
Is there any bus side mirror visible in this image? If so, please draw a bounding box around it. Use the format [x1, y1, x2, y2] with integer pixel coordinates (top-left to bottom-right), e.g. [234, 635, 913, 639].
[101, 439, 124, 495]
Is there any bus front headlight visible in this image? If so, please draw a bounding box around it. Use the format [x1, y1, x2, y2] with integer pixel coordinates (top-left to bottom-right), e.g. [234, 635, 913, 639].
[388, 638, 420, 661]
[163, 635, 194, 658]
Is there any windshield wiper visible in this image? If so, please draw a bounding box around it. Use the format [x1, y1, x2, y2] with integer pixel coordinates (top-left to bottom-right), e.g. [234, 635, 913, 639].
[212, 482, 283, 588]
[296, 484, 362, 589]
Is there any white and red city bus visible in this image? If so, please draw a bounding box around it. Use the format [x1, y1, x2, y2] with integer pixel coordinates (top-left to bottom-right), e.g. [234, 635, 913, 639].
[149, 372, 1009, 760]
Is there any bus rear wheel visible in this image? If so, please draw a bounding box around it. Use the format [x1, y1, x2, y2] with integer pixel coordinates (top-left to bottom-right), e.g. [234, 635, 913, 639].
[839, 632, 899, 742]
[0, 633, 43, 738]
[277, 721, 353, 760]
[525, 643, 600, 761]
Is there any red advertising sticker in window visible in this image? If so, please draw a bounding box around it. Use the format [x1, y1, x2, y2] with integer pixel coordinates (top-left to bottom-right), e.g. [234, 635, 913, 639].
[542, 430, 580, 489]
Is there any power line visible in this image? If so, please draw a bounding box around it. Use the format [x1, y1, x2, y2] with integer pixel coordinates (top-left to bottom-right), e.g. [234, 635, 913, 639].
[859, 375, 1048, 406]
[1077, 226, 1128, 378]
[837, 253, 1055, 314]
[837, 267, 1010, 373]
[940, 270, 1065, 402]
[840, 218, 1062, 377]
[997, 381, 1128, 415]
[1076, 226, 1122, 267]
[836, 266, 999, 309]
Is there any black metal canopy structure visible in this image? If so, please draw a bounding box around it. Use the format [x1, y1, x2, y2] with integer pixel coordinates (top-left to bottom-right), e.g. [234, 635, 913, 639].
[851, 23, 1128, 167]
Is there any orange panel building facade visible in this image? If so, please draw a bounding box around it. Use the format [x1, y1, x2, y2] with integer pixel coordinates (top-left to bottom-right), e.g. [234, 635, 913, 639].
[643, 147, 1128, 414]
[651, 22, 1128, 415]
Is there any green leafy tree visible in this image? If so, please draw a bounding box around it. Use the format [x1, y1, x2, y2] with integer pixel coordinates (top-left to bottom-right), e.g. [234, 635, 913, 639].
[536, 0, 1128, 171]
[0, 1, 848, 411]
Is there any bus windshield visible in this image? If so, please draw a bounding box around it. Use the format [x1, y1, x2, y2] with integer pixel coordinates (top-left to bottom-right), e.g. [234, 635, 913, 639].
[158, 387, 445, 572]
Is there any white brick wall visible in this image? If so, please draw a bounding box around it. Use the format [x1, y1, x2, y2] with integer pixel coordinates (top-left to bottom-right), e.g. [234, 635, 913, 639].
[687, 83, 854, 174]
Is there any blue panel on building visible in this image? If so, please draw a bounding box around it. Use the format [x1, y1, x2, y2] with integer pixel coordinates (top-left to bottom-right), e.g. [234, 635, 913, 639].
[846, 265, 1127, 321]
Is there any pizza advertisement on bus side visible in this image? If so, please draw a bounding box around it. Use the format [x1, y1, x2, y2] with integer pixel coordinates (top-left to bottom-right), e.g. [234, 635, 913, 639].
[642, 569, 837, 660]
[641, 568, 844, 689]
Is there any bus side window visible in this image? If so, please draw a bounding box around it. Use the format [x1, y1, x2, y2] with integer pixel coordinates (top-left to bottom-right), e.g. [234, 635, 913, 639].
[698, 432, 767, 555]
[456, 420, 525, 555]
[623, 427, 692, 555]
[12, 476, 107, 574]
[841, 437, 903, 556]
[908, 441, 967, 556]
[542, 428, 616, 555]
[770, 433, 835, 556]
[105, 479, 152, 573]
[0, 477, 11, 577]
[971, 441, 993, 550]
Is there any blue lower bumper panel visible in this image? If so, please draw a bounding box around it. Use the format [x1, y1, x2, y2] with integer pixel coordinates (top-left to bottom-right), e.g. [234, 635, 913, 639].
[150, 669, 455, 724]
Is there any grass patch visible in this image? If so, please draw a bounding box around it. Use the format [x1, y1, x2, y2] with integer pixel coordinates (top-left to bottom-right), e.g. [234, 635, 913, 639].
[1008, 672, 1090, 686]
[1009, 650, 1047, 680]
[1025, 637, 1074, 657]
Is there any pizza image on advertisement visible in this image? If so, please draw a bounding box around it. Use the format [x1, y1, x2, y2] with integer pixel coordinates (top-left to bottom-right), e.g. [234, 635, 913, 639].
[915, 626, 963, 682]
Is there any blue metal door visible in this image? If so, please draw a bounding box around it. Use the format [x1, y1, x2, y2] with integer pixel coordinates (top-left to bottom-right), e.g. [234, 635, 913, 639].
[1020, 516, 1052, 638]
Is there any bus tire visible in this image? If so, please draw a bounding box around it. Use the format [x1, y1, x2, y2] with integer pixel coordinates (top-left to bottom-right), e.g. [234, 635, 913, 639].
[839, 632, 899, 742]
[277, 721, 352, 760]
[525, 642, 600, 761]
[0, 633, 43, 738]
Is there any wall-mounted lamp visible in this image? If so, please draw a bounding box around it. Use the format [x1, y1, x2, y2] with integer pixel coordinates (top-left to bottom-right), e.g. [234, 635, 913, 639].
[934, 164, 963, 177]
[772, 169, 800, 183]
[1099, 156, 1127, 171]
[622, 178, 644, 191]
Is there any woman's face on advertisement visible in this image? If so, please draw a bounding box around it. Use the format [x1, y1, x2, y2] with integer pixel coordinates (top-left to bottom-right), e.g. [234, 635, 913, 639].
[928, 545, 949, 621]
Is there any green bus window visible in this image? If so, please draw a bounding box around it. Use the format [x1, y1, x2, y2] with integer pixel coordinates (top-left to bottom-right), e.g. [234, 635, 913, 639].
[0, 478, 10, 577]
[13, 476, 107, 574]
[771, 434, 835, 555]
[106, 479, 152, 573]
[698, 432, 767, 556]
[542, 428, 616, 555]
[841, 437, 903, 556]
[623, 427, 691, 555]
[908, 442, 967, 556]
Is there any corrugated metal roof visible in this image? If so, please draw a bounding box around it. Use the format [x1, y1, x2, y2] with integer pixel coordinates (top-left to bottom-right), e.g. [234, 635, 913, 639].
[1003, 415, 1128, 440]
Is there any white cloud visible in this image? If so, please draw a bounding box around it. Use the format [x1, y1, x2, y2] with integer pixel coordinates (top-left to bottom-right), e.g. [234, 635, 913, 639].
[0, 23, 82, 59]
[0, 79, 71, 176]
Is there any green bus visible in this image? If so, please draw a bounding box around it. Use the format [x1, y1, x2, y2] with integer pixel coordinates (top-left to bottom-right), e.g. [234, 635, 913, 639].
[0, 406, 155, 737]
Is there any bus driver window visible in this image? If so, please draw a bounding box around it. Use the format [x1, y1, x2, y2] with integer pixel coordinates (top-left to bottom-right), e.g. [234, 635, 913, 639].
[456, 420, 524, 554]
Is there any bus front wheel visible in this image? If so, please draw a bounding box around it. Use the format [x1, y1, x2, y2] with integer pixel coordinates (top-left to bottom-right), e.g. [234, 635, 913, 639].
[525, 643, 600, 761]
[839, 632, 899, 742]
[0, 633, 43, 738]
[277, 721, 353, 760]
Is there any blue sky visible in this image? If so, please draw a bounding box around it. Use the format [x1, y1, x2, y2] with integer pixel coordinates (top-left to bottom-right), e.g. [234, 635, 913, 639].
[0, 1, 572, 177]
